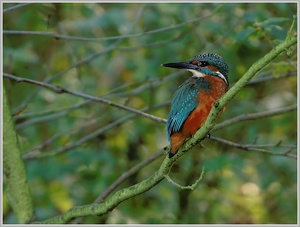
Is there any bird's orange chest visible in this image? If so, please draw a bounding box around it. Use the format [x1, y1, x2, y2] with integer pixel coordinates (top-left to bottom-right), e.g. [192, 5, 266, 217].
[182, 76, 227, 136]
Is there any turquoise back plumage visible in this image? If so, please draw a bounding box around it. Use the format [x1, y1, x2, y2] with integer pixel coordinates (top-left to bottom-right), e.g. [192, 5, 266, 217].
[166, 77, 210, 140]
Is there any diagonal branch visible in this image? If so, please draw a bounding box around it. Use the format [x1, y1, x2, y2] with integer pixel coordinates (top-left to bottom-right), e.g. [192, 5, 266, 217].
[32, 25, 297, 224]
[175, 34, 297, 158]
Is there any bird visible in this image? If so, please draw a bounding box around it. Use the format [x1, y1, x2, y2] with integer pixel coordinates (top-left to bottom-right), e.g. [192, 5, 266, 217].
[162, 53, 229, 158]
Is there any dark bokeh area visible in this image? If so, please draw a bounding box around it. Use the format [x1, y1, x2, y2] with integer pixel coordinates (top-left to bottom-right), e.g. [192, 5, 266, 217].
[3, 3, 297, 224]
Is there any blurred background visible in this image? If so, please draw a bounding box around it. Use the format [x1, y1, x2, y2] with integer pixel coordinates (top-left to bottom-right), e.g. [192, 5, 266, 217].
[3, 3, 297, 224]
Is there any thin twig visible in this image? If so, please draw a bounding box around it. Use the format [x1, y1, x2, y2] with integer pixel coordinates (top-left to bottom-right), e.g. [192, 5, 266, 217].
[23, 101, 169, 160]
[3, 3, 31, 13]
[246, 71, 296, 85]
[107, 71, 185, 98]
[164, 166, 205, 190]
[96, 149, 164, 203]
[14, 100, 91, 120]
[212, 105, 297, 132]
[247, 143, 296, 148]
[3, 5, 224, 42]
[16, 111, 69, 130]
[3, 73, 166, 125]
[14, 71, 163, 121]
[23, 111, 110, 154]
[117, 38, 176, 51]
[209, 136, 297, 159]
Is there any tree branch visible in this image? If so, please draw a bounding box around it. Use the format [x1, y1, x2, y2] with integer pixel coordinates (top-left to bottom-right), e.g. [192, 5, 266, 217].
[34, 157, 172, 224]
[72, 149, 164, 224]
[32, 24, 297, 224]
[3, 88, 34, 223]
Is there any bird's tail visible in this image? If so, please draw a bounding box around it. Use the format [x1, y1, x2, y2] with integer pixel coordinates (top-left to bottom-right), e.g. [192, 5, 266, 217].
[169, 133, 185, 158]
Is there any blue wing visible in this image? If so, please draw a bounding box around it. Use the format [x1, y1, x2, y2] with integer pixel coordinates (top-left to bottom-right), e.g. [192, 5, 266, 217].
[166, 77, 207, 141]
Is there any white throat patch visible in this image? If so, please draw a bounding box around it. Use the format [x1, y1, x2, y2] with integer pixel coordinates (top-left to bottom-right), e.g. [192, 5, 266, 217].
[216, 71, 228, 85]
[187, 69, 228, 85]
[187, 69, 205, 78]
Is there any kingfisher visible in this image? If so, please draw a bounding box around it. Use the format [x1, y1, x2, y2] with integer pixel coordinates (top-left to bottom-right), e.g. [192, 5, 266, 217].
[162, 53, 229, 158]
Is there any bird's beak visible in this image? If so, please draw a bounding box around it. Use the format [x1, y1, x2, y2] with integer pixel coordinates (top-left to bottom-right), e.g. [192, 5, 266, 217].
[161, 62, 198, 70]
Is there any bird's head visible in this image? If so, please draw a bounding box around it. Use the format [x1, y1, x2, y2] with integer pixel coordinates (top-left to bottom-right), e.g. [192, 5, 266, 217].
[162, 53, 229, 86]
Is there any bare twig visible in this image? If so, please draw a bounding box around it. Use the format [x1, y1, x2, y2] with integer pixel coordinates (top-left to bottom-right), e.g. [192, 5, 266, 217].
[3, 3, 31, 13]
[107, 71, 185, 98]
[95, 149, 164, 203]
[117, 38, 176, 51]
[23, 101, 169, 160]
[3, 73, 166, 124]
[209, 136, 297, 159]
[246, 71, 296, 85]
[14, 72, 162, 121]
[14, 100, 91, 120]
[164, 166, 204, 190]
[16, 111, 69, 130]
[3, 5, 224, 42]
[212, 105, 297, 132]
[23, 111, 110, 154]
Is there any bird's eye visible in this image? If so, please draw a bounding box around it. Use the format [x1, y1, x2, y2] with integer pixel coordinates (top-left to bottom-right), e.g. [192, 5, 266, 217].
[200, 61, 209, 66]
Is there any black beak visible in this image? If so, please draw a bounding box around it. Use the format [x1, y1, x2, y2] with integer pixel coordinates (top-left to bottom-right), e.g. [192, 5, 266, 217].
[161, 62, 198, 70]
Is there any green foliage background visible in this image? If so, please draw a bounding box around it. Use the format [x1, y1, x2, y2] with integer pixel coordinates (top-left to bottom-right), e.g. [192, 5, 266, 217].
[3, 3, 297, 224]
